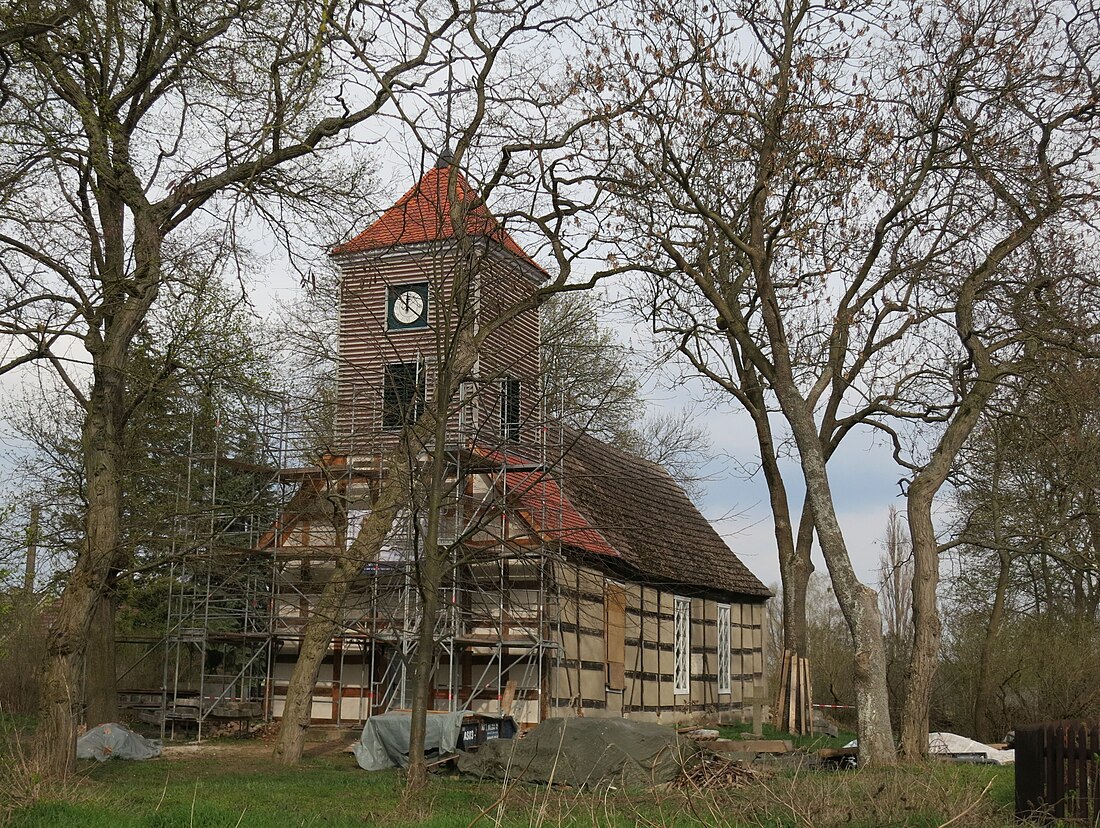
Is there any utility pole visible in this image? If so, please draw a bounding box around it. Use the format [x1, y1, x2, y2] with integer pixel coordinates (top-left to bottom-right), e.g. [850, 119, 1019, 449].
[24, 503, 40, 595]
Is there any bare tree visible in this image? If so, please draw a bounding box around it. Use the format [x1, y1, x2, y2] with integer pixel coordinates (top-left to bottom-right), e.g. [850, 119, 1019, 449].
[589, 0, 1100, 761]
[947, 332, 1100, 738]
[893, 226, 1100, 754]
[595, 0, 931, 763]
[543, 291, 710, 493]
[879, 507, 913, 650]
[0, 0, 459, 777]
[878, 506, 912, 727]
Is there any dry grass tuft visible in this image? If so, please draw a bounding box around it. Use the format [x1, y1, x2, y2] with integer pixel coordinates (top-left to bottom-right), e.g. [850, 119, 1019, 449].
[0, 709, 93, 827]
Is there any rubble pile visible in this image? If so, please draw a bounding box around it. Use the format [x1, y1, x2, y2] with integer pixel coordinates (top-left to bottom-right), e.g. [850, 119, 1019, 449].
[672, 753, 767, 790]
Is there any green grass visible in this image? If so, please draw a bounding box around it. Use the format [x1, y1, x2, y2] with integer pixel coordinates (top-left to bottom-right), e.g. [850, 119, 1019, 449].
[8, 752, 490, 828]
[0, 712, 37, 736]
[4, 741, 1020, 828]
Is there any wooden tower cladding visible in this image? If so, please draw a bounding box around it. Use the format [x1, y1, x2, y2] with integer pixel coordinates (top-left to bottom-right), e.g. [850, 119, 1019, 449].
[330, 160, 546, 457]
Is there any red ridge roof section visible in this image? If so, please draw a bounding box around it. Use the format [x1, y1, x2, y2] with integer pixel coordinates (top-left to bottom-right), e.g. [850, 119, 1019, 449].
[504, 470, 621, 560]
[331, 166, 544, 274]
[471, 445, 619, 559]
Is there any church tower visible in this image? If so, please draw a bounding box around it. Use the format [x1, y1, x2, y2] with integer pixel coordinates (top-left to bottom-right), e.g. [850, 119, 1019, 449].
[330, 157, 546, 459]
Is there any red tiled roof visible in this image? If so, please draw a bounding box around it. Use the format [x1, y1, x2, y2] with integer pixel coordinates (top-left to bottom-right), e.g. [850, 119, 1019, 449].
[331, 166, 545, 275]
[472, 434, 770, 599]
[504, 470, 621, 559]
[471, 445, 619, 559]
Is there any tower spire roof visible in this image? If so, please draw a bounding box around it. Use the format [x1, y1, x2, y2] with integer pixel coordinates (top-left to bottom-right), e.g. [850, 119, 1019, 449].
[331, 164, 544, 278]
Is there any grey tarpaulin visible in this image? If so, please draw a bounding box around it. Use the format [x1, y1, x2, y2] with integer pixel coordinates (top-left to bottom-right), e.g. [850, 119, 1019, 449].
[76, 723, 162, 762]
[353, 711, 465, 771]
[456, 718, 701, 788]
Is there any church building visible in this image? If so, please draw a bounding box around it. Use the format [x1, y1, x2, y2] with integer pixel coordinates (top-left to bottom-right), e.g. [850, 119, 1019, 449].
[264, 156, 770, 728]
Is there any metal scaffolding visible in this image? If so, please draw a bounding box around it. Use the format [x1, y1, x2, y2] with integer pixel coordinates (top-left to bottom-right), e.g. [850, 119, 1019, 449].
[118, 385, 569, 737]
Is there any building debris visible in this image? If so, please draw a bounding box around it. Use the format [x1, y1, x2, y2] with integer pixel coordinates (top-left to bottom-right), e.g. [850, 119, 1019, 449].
[672, 753, 768, 790]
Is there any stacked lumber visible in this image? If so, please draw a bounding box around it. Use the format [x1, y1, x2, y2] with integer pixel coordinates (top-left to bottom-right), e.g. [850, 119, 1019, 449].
[774, 649, 814, 736]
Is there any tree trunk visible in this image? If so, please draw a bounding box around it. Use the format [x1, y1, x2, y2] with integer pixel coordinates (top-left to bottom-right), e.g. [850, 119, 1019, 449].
[404, 546, 443, 790]
[772, 384, 895, 765]
[34, 383, 125, 777]
[972, 548, 1010, 741]
[784, 502, 815, 658]
[900, 481, 941, 758]
[84, 591, 118, 726]
[899, 383, 992, 758]
[273, 451, 418, 764]
[405, 340, 462, 791]
[752, 387, 813, 658]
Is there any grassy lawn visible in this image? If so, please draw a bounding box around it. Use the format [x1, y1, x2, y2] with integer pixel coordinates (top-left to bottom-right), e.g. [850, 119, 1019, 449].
[3, 738, 1020, 828]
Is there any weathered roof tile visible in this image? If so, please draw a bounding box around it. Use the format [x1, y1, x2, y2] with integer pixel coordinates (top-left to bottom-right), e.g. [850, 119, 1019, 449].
[486, 427, 770, 599]
[331, 166, 544, 276]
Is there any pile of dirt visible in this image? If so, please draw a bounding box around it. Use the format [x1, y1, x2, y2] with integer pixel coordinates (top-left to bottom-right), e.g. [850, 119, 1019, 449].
[456, 718, 702, 789]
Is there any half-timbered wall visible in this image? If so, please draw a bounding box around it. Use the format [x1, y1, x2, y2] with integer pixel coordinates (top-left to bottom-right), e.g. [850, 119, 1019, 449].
[550, 560, 767, 725]
[264, 498, 767, 727]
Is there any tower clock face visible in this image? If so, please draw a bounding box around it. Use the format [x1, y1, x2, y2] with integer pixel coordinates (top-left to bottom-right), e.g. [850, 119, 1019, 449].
[387, 283, 429, 329]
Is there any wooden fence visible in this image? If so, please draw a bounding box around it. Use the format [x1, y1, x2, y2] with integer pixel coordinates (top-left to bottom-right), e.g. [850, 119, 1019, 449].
[1015, 720, 1100, 822]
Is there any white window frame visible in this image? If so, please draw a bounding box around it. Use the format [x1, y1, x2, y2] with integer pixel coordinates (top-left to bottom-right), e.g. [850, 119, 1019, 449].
[674, 596, 691, 694]
[717, 603, 732, 695]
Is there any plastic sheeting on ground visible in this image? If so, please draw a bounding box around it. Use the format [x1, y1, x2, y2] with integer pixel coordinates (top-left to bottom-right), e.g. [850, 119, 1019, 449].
[76, 723, 162, 762]
[928, 732, 1015, 764]
[843, 732, 1015, 764]
[456, 717, 702, 788]
[353, 711, 465, 771]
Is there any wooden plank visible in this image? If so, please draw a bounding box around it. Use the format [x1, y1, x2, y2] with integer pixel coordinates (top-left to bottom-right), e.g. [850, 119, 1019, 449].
[500, 680, 517, 717]
[604, 583, 626, 691]
[1083, 720, 1092, 822]
[805, 657, 814, 736]
[1091, 724, 1100, 824]
[1086, 721, 1095, 822]
[735, 739, 792, 754]
[1082, 725, 1091, 821]
[798, 656, 807, 735]
[1068, 720, 1079, 819]
[1015, 725, 1037, 819]
[818, 747, 858, 760]
[787, 651, 796, 734]
[774, 650, 789, 730]
[1050, 722, 1064, 819]
[796, 655, 805, 734]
